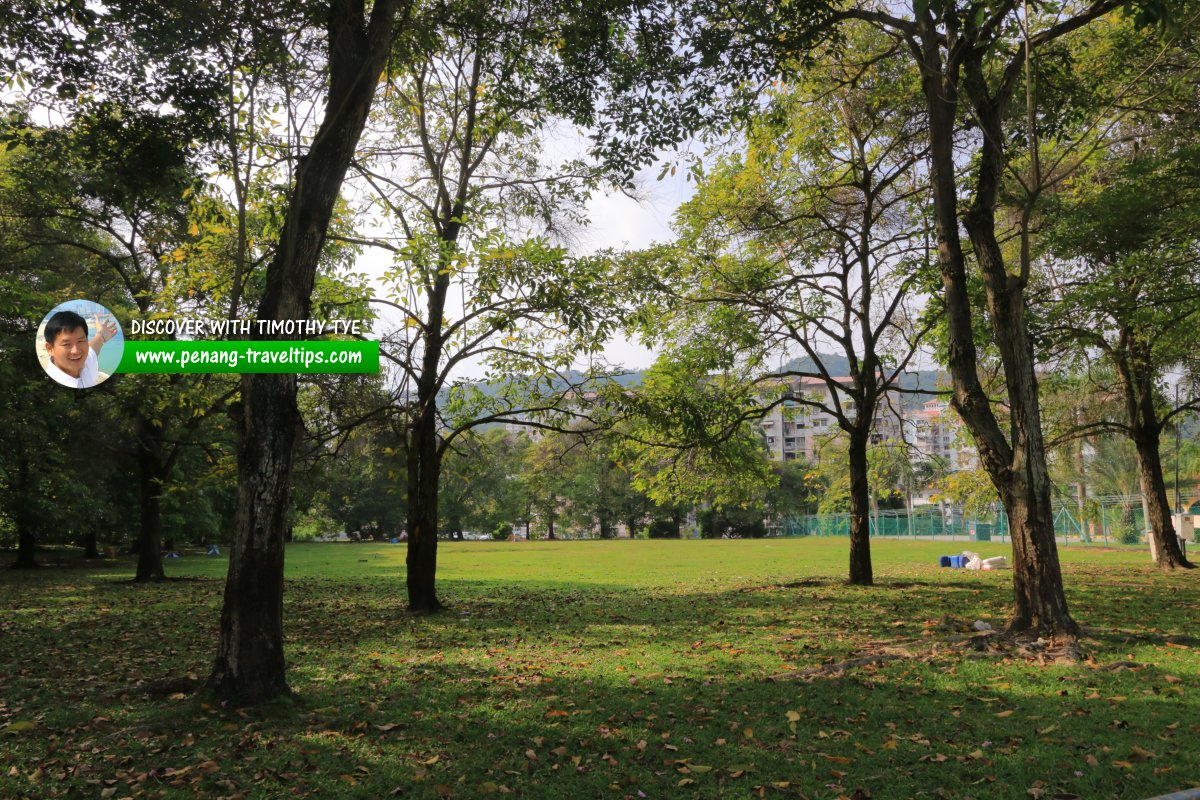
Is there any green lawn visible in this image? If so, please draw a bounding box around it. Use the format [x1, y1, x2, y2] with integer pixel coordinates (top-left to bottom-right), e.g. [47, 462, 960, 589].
[1, 539, 1197, 799]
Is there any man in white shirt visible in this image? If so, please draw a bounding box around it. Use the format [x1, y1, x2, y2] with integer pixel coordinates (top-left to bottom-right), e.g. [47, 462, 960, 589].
[43, 310, 117, 389]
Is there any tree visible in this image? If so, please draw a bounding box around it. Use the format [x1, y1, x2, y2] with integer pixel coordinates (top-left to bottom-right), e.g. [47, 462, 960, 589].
[615, 361, 778, 528]
[1040, 139, 1200, 567]
[209, 0, 413, 703]
[352, 0, 642, 611]
[439, 429, 528, 539]
[627, 21, 932, 584]
[0, 147, 143, 567]
[834, 0, 1165, 634]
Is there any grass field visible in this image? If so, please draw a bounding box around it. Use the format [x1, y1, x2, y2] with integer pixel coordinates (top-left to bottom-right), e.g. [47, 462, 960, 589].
[1, 539, 1197, 799]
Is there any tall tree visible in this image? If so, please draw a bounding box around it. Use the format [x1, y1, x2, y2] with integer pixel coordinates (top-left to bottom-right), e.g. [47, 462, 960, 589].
[208, 0, 413, 703]
[627, 22, 932, 584]
[352, 0, 639, 611]
[836, 0, 1166, 634]
[1041, 144, 1200, 567]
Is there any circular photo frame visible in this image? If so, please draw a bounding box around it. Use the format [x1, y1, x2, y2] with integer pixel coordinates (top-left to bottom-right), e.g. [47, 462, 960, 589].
[36, 300, 125, 389]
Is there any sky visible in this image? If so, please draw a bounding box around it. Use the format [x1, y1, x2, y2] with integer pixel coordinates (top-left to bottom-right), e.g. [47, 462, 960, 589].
[357, 161, 698, 381]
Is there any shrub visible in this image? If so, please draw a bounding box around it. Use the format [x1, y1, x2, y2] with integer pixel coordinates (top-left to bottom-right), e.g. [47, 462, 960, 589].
[1116, 524, 1141, 545]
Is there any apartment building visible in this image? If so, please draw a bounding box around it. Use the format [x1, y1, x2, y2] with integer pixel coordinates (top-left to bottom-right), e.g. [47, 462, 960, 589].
[903, 398, 978, 471]
[758, 376, 904, 463]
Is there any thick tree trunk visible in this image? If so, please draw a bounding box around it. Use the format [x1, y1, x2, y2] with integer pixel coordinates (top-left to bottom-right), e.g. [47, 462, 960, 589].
[547, 514, 556, 540]
[968, 278, 1074, 634]
[917, 32, 1075, 635]
[134, 417, 166, 582]
[997, 475, 1075, 632]
[12, 447, 39, 569]
[208, 373, 298, 704]
[84, 529, 101, 559]
[1116, 352, 1193, 568]
[208, 0, 407, 703]
[406, 407, 444, 613]
[1134, 432, 1193, 568]
[599, 519, 612, 539]
[14, 527, 38, 568]
[847, 430, 873, 586]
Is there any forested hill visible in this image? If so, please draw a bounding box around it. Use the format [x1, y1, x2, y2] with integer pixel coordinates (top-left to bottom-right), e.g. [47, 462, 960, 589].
[454, 355, 942, 408]
[780, 356, 944, 409]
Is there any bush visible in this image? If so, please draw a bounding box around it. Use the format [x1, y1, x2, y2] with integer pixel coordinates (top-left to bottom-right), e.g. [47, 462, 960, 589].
[647, 519, 680, 539]
[1116, 524, 1141, 545]
[293, 510, 337, 542]
[491, 523, 514, 541]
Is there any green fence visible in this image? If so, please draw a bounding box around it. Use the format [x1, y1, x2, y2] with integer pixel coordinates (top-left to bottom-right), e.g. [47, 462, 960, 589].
[774, 492, 1200, 545]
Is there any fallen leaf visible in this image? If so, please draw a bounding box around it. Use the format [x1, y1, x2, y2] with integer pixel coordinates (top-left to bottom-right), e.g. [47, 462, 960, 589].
[819, 753, 853, 764]
[1130, 745, 1156, 761]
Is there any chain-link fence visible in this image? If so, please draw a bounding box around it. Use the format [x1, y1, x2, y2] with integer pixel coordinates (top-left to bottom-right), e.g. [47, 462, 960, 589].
[772, 491, 1200, 545]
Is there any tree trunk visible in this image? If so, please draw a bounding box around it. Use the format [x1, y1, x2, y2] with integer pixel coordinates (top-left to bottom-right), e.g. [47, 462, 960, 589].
[84, 529, 101, 559]
[14, 527, 38, 568]
[547, 513, 556, 540]
[996, 474, 1075, 632]
[208, 373, 298, 704]
[1134, 432, 1193, 568]
[599, 519, 612, 539]
[134, 416, 166, 582]
[208, 0, 407, 703]
[1116, 351, 1193, 568]
[847, 430, 873, 586]
[917, 33, 1075, 635]
[12, 445, 39, 569]
[406, 405, 444, 613]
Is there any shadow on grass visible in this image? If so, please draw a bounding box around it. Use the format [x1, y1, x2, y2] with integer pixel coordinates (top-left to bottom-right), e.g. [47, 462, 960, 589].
[1, 554, 1198, 798]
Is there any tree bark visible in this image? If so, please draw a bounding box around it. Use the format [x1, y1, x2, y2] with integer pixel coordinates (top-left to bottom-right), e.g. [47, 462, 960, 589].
[847, 430, 873, 586]
[406, 402, 445, 613]
[1111, 347, 1193, 567]
[404, 226, 453, 611]
[208, 0, 408, 703]
[1134, 431, 1191, 567]
[84, 529, 101, 558]
[916, 23, 1076, 635]
[11, 445, 38, 569]
[134, 416, 166, 582]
